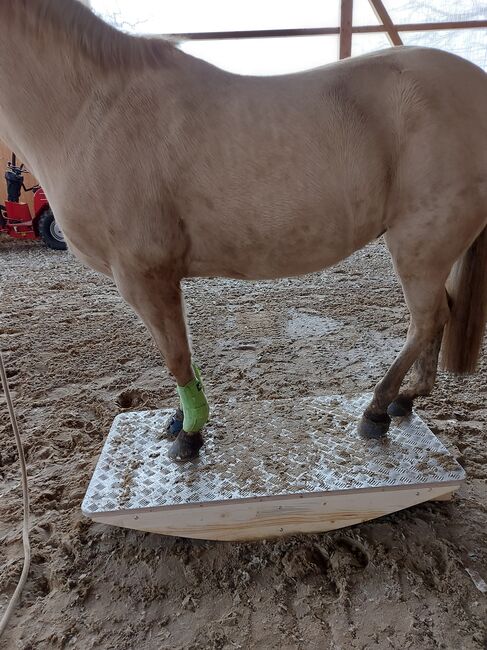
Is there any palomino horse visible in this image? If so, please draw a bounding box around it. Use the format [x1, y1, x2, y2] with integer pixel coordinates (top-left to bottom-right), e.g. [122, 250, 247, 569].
[0, 1, 486, 460]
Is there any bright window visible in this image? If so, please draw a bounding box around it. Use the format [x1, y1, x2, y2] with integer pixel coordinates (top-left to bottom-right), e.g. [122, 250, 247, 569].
[91, 1, 487, 74]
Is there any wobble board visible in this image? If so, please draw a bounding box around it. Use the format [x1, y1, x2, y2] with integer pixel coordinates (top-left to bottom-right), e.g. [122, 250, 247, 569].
[82, 394, 465, 541]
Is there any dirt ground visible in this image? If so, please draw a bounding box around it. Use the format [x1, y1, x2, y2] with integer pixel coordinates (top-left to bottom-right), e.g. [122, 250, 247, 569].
[0, 236, 486, 650]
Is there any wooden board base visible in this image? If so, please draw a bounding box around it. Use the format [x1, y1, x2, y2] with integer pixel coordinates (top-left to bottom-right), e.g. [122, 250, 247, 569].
[89, 485, 459, 541]
[82, 394, 465, 541]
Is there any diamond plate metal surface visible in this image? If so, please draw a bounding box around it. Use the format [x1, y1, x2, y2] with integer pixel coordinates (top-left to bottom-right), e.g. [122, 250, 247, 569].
[82, 394, 465, 515]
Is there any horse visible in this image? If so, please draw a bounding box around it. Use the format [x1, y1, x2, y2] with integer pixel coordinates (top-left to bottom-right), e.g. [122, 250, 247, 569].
[0, 0, 486, 461]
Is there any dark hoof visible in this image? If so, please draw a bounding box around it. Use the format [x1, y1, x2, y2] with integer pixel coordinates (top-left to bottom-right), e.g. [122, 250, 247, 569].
[358, 413, 391, 439]
[387, 396, 413, 418]
[168, 430, 204, 461]
[166, 408, 183, 438]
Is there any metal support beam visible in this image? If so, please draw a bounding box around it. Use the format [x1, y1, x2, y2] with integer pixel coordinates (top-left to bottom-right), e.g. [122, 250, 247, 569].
[368, 0, 403, 46]
[339, 0, 354, 59]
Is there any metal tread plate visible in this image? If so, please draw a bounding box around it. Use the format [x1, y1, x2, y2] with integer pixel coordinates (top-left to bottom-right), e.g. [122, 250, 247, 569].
[82, 394, 465, 515]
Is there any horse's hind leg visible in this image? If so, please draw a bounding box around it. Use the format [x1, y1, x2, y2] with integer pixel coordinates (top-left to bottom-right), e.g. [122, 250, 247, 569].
[387, 324, 445, 417]
[358, 266, 450, 439]
[113, 266, 209, 460]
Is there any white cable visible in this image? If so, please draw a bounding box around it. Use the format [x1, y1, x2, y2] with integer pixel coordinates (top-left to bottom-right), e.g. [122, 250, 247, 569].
[0, 350, 31, 638]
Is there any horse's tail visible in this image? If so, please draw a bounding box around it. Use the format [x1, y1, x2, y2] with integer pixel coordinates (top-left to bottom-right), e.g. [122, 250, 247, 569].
[441, 226, 487, 374]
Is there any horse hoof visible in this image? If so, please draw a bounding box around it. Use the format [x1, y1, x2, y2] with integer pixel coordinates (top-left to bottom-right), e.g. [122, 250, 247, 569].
[387, 397, 413, 418]
[358, 413, 391, 439]
[166, 408, 183, 438]
[168, 430, 204, 461]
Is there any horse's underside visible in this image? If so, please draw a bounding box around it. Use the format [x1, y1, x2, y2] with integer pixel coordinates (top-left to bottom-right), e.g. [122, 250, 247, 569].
[0, 0, 486, 459]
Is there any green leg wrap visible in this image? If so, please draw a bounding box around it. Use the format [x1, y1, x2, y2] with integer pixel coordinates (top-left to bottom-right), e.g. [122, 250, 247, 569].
[177, 364, 209, 433]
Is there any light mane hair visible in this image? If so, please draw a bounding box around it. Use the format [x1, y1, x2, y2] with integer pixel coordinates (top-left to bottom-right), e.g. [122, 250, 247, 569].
[5, 0, 178, 70]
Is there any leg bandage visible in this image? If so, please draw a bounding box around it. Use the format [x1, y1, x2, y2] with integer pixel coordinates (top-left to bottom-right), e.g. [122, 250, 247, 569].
[177, 364, 209, 433]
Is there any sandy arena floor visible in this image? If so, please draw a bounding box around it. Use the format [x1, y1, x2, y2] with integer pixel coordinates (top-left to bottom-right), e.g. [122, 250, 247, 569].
[0, 236, 486, 649]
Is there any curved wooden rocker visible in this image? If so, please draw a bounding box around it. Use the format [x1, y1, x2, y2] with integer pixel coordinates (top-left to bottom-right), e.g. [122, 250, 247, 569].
[82, 394, 465, 541]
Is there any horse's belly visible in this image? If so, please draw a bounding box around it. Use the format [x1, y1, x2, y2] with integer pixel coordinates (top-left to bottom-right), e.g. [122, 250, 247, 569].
[187, 201, 385, 280]
[189, 255, 338, 280]
[188, 231, 356, 280]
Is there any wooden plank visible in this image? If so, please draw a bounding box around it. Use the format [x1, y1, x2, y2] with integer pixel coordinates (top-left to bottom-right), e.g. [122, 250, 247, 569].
[339, 0, 354, 59]
[358, 19, 487, 33]
[90, 484, 461, 541]
[169, 27, 341, 40]
[431, 490, 455, 502]
[163, 20, 487, 41]
[368, 0, 403, 46]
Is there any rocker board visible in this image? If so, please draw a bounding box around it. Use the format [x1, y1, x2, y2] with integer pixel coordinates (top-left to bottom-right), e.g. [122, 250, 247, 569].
[82, 394, 465, 541]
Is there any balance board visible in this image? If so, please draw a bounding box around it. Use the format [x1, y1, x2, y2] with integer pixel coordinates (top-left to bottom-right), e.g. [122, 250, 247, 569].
[82, 394, 465, 541]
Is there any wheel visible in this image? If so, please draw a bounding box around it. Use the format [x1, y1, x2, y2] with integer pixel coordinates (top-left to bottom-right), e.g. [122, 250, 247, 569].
[0, 205, 6, 229]
[37, 209, 67, 250]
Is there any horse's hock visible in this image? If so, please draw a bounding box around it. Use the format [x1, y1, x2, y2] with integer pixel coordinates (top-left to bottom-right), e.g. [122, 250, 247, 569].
[82, 394, 465, 541]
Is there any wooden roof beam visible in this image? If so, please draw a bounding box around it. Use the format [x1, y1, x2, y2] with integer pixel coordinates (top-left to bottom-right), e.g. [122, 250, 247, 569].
[368, 0, 403, 46]
[339, 0, 354, 59]
[165, 20, 487, 42]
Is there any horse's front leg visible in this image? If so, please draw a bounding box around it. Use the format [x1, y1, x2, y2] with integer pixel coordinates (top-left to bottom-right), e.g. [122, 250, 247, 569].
[114, 266, 209, 461]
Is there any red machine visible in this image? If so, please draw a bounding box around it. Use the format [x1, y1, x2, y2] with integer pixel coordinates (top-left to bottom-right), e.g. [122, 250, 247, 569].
[0, 160, 66, 250]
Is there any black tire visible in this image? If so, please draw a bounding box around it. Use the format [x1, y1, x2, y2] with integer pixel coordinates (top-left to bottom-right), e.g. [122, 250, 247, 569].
[37, 209, 67, 250]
